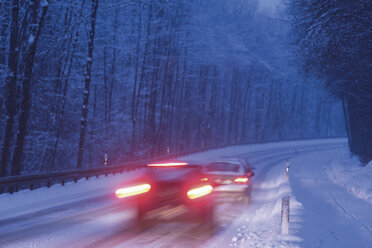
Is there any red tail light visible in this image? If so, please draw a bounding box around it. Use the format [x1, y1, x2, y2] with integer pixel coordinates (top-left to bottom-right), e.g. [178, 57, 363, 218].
[234, 177, 249, 183]
[147, 162, 188, 167]
[187, 185, 213, 199]
[115, 184, 151, 198]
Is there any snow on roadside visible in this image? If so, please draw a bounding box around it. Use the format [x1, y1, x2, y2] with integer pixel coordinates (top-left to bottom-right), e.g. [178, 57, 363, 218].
[325, 153, 372, 205]
[202, 158, 304, 248]
[235, 172, 303, 247]
[182, 139, 345, 248]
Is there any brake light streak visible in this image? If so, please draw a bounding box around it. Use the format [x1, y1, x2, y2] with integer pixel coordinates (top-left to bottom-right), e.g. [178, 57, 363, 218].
[147, 162, 188, 167]
[234, 177, 249, 183]
[187, 185, 213, 199]
[115, 184, 151, 198]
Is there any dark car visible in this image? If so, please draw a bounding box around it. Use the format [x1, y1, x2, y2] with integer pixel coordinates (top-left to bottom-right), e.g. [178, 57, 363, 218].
[115, 161, 215, 226]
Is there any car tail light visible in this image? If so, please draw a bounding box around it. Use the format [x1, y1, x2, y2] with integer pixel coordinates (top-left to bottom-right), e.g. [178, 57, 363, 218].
[200, 177, 208, 182]
[187, 185, 213, 199]
[147, 162, 188, 167]
[234, 177, 249, 183]
[115, 184, 151, 198]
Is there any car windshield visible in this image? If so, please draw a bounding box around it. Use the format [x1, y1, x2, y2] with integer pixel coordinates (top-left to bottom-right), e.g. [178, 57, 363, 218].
[205, 162, 240, 173]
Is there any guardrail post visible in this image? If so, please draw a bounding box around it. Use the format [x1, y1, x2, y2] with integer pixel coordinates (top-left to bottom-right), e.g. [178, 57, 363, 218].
[281, 195, 290, 234]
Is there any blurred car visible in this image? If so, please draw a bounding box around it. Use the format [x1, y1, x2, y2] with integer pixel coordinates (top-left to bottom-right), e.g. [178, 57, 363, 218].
[224, 157, 255, 177]
[202, 159, 254, 202]
[115, 161, 215, 227]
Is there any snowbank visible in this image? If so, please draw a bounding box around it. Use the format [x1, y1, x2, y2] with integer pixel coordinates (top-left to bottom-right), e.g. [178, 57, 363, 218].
[325, 154, 372, 205]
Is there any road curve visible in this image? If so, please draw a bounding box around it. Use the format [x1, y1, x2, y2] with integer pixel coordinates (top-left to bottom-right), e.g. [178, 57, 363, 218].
[0, 139, 345, 248]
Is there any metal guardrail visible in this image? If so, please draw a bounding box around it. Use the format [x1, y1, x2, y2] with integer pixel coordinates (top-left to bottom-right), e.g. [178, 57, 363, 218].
[0, 144, 222, 194]
[0, 162, 146, 194]
[0, 136, 346, 194]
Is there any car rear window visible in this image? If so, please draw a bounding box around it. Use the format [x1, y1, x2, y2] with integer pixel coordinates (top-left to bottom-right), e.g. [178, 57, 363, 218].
[148, 166, 201, 181]
[205, 162, 240, 172]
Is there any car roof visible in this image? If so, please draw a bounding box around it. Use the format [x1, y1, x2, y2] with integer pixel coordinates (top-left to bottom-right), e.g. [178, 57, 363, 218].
[202, 161, 245, 175]
[146, 164, 202, 182]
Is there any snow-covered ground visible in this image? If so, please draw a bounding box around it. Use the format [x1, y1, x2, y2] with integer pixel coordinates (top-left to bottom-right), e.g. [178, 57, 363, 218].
[2, 138, 371, 248]
[325, 154, 372, 205]
[290, 147, 372, 248]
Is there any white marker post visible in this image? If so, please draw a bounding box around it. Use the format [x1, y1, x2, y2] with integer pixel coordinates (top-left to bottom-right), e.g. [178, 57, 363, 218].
[104, 153, 108, 167]
[286, 160, 290, 179]
[281, 195, 290, 234]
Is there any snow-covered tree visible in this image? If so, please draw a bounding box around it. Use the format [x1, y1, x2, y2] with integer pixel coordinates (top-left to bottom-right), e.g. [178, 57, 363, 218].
[289, 0, 372, 163]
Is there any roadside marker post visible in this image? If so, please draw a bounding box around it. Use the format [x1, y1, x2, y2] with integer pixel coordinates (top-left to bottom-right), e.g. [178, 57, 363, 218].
[281, 195, 290, 234]
[104, 153, 108, 167]
[286, 160, 290, 179]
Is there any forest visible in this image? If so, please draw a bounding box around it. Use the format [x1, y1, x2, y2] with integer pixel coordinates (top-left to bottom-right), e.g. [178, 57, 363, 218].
[288, 0, 372, 164]
[0, 0, 346, 176]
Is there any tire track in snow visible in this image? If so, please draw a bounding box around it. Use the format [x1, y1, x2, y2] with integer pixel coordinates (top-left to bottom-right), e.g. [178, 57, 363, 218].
[315, 178, 372, 236]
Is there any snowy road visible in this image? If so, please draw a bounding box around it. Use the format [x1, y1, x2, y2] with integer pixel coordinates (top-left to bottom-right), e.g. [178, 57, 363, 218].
[1, 139, 362, 248]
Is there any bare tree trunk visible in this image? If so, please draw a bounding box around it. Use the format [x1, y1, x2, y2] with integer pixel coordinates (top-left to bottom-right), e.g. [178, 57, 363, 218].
[175, 48, 187, 152]
[342, 94, 351, 146]
[0, 0, 10, 66]
[103, 46, 108, 123]
[241, 78, 251, 142]
[227, 68, 238, 143]
[131, 1, 153, 158]
[0, 0, 19, 177]
[11, 0, 49, 175]
[264, 80, 274, 139]
[50, 0, 85, 171]
[76, 0, 98, 169]
[130, 2, 143, 158]
[108, 8, 118, 124]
